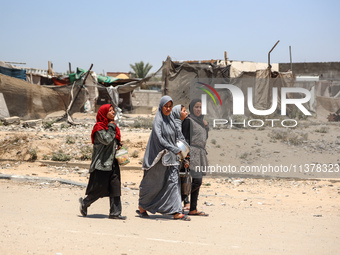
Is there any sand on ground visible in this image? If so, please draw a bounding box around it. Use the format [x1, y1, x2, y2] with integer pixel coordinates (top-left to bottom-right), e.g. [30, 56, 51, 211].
[0, 113, 339, 254]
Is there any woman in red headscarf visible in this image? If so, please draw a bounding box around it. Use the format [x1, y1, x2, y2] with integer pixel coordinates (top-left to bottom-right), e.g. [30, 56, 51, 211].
[79, 104, 126, 220]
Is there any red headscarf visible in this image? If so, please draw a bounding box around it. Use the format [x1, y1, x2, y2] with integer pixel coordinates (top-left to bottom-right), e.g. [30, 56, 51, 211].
[91, 104, 121, 144]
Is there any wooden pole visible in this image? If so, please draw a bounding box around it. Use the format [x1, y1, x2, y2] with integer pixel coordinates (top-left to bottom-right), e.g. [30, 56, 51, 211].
[268, 40, 280, 68]
[224, 51, 228, 65]
[289, 46, 293, 72]
[48, 61, 51, 75]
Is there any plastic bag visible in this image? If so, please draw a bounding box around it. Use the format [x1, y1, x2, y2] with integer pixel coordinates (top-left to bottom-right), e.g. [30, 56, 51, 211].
[115, 147, 130, 166]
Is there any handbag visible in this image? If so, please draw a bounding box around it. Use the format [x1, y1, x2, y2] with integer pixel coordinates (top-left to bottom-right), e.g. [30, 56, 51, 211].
[115, 146, 130, 166]
[180, 165, 191, 196]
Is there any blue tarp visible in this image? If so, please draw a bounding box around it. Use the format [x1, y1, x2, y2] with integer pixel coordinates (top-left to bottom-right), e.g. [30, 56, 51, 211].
[0, 66, 26, 80]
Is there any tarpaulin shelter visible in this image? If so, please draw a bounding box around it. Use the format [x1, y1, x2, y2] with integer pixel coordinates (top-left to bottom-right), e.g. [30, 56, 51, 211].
[287, 76, 340, 120]
[0, 61, 26, 81]
[161, 56, 230, 109]
[0, 61, 150, 122]
[0, 56, 155, 122]
[43, 66, 149, 123]
[25, 69, 53, 85]
[0, 73, 76, 120]
[314, 80, 340, 119]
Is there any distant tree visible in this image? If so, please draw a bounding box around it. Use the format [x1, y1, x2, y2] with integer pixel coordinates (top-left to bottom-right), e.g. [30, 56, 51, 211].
[129, 61, 153, 78]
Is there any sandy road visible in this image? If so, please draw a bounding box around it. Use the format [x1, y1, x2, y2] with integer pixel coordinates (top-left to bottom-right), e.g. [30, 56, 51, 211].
[1, 173, 339, 255]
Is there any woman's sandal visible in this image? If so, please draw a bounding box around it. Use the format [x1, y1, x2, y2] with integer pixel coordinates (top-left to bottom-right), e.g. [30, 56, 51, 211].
[174, 213, 191, 221]
[136, 210, 149, 218]
[188, 211, 209, 216]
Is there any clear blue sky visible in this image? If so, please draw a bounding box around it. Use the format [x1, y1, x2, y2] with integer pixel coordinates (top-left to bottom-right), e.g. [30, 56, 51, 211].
[1, 0, 339, 75]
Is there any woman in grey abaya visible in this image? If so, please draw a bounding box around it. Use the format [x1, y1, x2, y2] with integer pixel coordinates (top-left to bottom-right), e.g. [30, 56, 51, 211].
[173, 105, 190, 209]
[137, 96, 191, 221]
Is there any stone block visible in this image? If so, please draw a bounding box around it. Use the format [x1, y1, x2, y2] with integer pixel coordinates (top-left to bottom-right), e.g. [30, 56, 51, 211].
[22, 119, 42, 128]
[3, 116, 20, 125]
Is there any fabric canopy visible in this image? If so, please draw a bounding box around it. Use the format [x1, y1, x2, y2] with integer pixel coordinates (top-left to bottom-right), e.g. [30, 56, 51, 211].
[0, 65, 26, 81]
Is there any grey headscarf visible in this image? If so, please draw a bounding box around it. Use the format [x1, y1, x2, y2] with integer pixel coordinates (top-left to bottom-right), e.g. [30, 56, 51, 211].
[171, 105, 187, 143]
[142, 96, 182, 170]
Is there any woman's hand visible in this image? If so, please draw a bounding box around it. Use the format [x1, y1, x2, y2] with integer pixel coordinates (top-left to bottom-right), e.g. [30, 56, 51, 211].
[203, 120, 208, 126]
[183, 158, 189, 168]
[117, 144, 122, 150]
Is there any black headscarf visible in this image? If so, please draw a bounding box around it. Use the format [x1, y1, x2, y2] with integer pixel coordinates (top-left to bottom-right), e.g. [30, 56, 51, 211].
[189, 98, 206, 129]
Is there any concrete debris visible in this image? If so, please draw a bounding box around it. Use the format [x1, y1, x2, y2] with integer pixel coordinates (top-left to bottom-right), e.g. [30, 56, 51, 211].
[204, 201, 214, 206]
[2, 116, 20, 125]
[22, 119, 42, 128]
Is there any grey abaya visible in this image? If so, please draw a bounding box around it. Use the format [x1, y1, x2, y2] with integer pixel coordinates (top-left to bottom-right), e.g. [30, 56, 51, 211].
[138, 96, 183, 214]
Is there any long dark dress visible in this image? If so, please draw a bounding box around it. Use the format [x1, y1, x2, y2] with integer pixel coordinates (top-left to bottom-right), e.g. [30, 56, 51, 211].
[83, 123, 122, 216]
[85, 158, 121, 198]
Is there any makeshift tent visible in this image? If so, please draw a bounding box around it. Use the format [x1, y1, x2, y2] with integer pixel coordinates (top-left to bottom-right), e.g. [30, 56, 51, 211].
[0, 73, 77, 120]
[64, 67, 149, 123]
[0, 59, 152, 121]
[314, 80, 340, 119]
[161, 56, 230, 105]
[0, 61, 26, 81]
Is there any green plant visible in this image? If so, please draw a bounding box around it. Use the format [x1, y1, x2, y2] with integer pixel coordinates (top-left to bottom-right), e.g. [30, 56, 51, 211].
[51, 150, 71, 161]
[27, 147, 38, 161]
[211, 139, 216, 145]
[79, 145, 93, 161]
[315, 127, 329, 133]
[288, 132, 308, 146]
[269, 129, 308, 146]
[66, 135, 76, 144]
[42, 154, 49, 160]
[43, 121, 54, 129]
